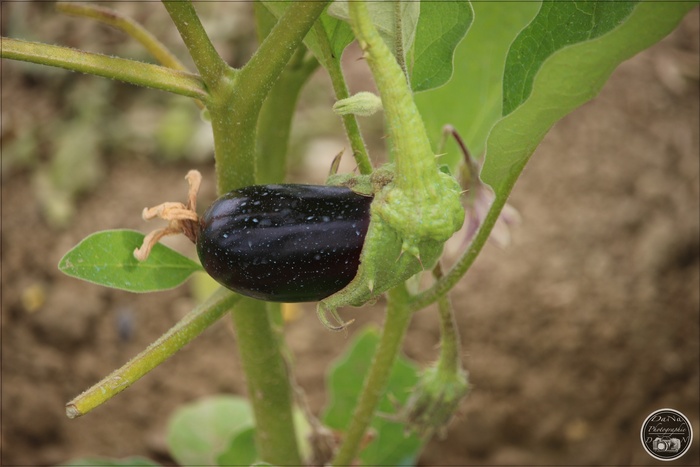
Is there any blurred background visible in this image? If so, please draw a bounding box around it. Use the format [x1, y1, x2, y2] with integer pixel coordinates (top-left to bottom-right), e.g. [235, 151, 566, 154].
[2, 3, 698, 465]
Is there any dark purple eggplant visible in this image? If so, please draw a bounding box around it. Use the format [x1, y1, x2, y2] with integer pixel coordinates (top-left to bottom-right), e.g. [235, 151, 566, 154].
[196, 184, 372, 302]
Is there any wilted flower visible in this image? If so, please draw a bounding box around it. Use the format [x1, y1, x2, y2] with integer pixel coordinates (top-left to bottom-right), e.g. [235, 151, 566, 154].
[401, 364, 469, 439]
[463, 181, 521, 248]
[444, 125, 520, 248]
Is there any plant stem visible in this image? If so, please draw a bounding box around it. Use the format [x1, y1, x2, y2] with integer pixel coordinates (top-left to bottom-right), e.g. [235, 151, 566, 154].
[0, 37, 207, 101]
[348, 0, 434, 191]
[434, 265, 461, 374]
[256, 51, 319, 184]
[230, 298, 302, 465]
[65, 288, 238, 418]
[332, 285, 412, 466]
[313, 23, 374, 175]
[211, 0, 330, 193]
[204, 3, 329, 463]
[162, 0, 229, 90]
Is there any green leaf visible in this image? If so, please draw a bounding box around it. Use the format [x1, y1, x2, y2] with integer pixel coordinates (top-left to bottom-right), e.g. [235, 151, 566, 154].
[415, 2, 541, 167]
[503, 0, 637, 115]
[323, 326, 422, 466]
[216, 427, 258, 466]
[482, 2, 696, 197]
[59, 458, 160, 467]
[58, 229, 201, 293]
[409, 1, 473, 92]
[320, 10, 355, 60]
[167, 395, 256, 466]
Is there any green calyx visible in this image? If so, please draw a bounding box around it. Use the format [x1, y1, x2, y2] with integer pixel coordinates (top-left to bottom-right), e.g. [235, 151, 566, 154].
[318, 0, 464, 329]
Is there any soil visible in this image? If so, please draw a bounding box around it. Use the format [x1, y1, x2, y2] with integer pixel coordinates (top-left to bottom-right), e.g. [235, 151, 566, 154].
[2, 4, 699, 466]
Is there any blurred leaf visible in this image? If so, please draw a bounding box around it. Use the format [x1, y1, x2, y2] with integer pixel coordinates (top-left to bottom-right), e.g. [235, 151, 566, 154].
[503, 1, 637, 115]
[323, 326, 422, 466]
[59, 230, 201, 293]
[410, 1, 473, 92]
[415, 2, 540, 168]
[59, 458, 160, 466]
[216, 427, 258, 466]
[482, 2, 696, 197]
[167, 396, 256, 466]
[155, 100, 198, 161]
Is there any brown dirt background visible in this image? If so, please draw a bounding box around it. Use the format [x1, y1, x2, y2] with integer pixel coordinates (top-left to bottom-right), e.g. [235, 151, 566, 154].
[2, 4, 699, 466]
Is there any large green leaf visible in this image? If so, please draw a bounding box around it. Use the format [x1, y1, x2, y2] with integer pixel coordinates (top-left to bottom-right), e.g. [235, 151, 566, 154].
[323, 326, 421, 466]
[503, 0, 637, 115]
[409, 1, 473, 93]
[482, 2, 696, 197]
[58, 229, 201, 293]
[415, 2, 541, 167]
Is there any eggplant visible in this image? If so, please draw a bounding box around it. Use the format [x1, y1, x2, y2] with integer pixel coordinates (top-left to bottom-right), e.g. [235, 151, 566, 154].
[197, 184, 372, 302]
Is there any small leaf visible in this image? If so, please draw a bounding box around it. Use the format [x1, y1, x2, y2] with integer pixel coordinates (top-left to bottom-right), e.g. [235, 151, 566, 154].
[410, 1, 473, 92]
[328, 0, 420, 65]
[323, 326, 422, 465]
[59, 458, 160, 467]
[167, 396, 256, 466]
[58, 229, 201, 293]
[320, 11, 355, 60]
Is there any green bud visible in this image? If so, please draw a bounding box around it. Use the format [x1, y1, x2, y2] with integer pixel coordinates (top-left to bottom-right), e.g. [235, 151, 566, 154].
[401, 364, 469, 438]
[332, 92, 383, 117]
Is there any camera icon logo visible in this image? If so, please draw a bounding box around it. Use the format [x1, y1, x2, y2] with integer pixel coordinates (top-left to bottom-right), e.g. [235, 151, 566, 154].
[641, 409, 692, 461]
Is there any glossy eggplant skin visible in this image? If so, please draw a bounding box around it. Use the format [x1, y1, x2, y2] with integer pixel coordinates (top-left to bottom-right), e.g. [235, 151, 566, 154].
[197, 184, 372, 302]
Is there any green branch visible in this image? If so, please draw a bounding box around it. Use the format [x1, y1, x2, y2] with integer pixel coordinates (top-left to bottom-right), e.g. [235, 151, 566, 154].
[66, 288, 239, 418]
[1, 37, 208, 101]
[162, 0, 229, 89]
[311, 22, 373, 175]
[57, 2, 188, 72]
[212, 0, 330, 193]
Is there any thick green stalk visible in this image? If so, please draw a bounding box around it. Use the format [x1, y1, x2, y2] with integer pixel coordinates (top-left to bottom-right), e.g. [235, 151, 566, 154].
[0, 37, 207, 101]
[230, 298, 302, 465]
[204, 3, 329, 463]
[212, 0, 330, 193]
[66, 288, 238, 418]
[348, 0, 434, 190]
[332, 285, 412, 466]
